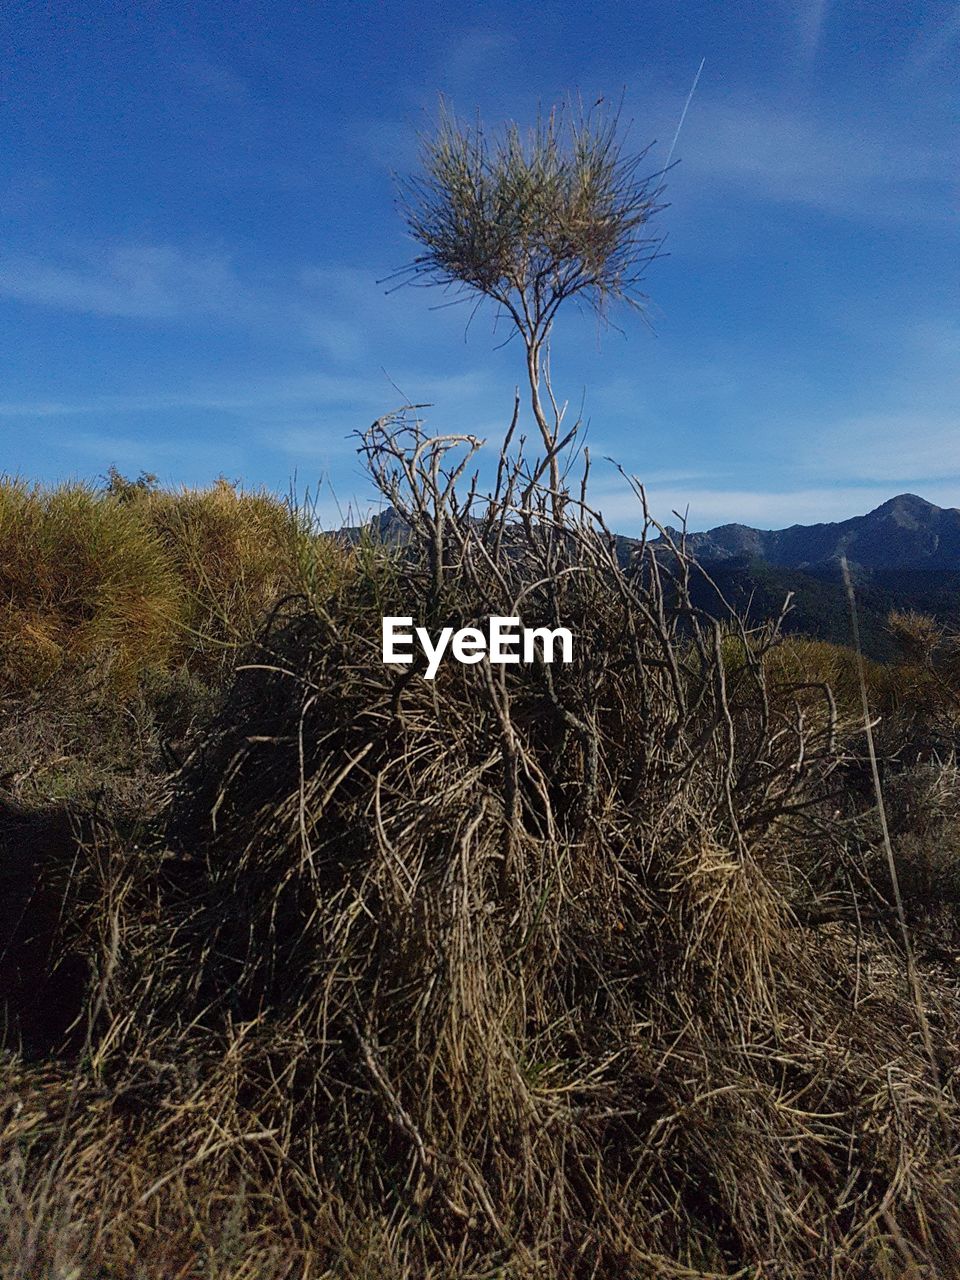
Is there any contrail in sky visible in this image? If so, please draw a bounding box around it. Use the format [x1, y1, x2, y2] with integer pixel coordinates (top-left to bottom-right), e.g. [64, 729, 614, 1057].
[664, 57, 705, 171]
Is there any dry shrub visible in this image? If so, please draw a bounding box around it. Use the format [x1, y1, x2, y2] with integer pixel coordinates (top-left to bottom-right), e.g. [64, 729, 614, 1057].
[764, 635, 958, 767]
[2, 417, 959, 1277]
[884, 610, 960, 733]
[764, 636, 894, 719]
[887, 609, 942, 666]
[858, 758, 960, 941]
[0, 476, 347, 810]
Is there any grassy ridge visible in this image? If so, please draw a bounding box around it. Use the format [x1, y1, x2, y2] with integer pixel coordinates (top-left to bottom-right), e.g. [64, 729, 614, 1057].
[0, 478, 183, 693]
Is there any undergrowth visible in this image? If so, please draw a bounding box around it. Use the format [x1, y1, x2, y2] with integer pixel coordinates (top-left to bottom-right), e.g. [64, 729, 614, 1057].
[1, 426, 960, 1277]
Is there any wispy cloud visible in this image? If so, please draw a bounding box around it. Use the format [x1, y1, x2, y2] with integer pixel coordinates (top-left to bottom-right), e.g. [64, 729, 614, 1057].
[780, 317, 960, 485]
[799, 412, 960, 485]
[438, 28, 518, 87]
[0, 366, 496, 422]
[176, 52, 249, 102]
[677, 97, 950, 221]
[0, 244, 250, 321]
[0, 240, 482, 365]
[53, 430, 247, 474]
[904, 3, 960, 76]
[0, 242, 387, 364]
[266, 426, 361, 458]
[796, 0, 830, 64]
[348, 117, 422, 173]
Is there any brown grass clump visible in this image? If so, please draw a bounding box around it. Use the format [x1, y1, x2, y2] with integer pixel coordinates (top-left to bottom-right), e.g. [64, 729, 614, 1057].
[0, 473, 345, 700]
[887, 609, 943, 667]
[0, 474, 348, 812]
[135, 477, 336, 677]
[762, 635, 911, 723]
[1, 418, 959, 1277]
[0, 480, 183, 694]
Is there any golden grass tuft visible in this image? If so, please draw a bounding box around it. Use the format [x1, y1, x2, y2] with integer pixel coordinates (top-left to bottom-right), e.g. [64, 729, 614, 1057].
[0, 480, 183, 693]
[0, 474, 349, 699]
[136, 478, 308, 674]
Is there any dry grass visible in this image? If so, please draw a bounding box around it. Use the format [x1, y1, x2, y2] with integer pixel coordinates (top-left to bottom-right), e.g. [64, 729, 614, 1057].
[136, 477, 343, 679]
[1, 425, 959, 1277]
[0, 480, 183, 694]
[0, 475, 348, 812]
[0, 474, 345, 698]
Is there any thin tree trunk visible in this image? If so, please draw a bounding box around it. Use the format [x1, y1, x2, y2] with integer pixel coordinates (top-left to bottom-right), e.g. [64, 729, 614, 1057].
[526, 340, 562, 523]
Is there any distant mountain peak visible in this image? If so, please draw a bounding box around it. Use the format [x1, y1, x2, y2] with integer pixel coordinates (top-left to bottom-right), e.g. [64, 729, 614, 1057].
[341, 495, 960, 573]
[882, 492, 932, 505]
[872, 492, 935, 513]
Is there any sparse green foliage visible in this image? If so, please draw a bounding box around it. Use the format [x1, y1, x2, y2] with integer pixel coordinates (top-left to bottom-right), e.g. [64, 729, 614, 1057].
[396, 99, 666, 333]
[103, 465, 160, 502]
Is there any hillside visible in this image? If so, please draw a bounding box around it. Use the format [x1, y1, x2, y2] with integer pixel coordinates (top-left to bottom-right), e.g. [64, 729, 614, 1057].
[678, 559, 960, 660]
[643, 494, 960, 658]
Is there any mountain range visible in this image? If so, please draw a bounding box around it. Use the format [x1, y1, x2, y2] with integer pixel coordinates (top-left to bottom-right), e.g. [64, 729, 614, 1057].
[344, 494, 960, 659]
[654, 494, 960, 572]
[645, 495, 960, 658]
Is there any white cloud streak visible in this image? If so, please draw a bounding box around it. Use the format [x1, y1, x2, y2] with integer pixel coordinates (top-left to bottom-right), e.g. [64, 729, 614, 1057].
[675, 96, 950, 221]
[48, 430, 247, 474]
[0, 244, 251, 320]
[0, 367, 494, 421]
[797, 0, 830, 63]
[798, 412, 960, 485]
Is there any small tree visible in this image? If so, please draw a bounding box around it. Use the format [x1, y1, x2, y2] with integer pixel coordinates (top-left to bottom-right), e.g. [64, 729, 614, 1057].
[393, 99, 667, 516]
[103, 465, 160, 503]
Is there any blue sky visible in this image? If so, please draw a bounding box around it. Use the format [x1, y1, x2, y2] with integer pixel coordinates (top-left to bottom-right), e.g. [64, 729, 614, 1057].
[1, 0, 957, 532]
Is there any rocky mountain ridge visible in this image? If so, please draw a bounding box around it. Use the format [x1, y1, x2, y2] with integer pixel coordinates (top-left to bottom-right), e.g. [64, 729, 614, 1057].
[655, 494, 960, 571]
